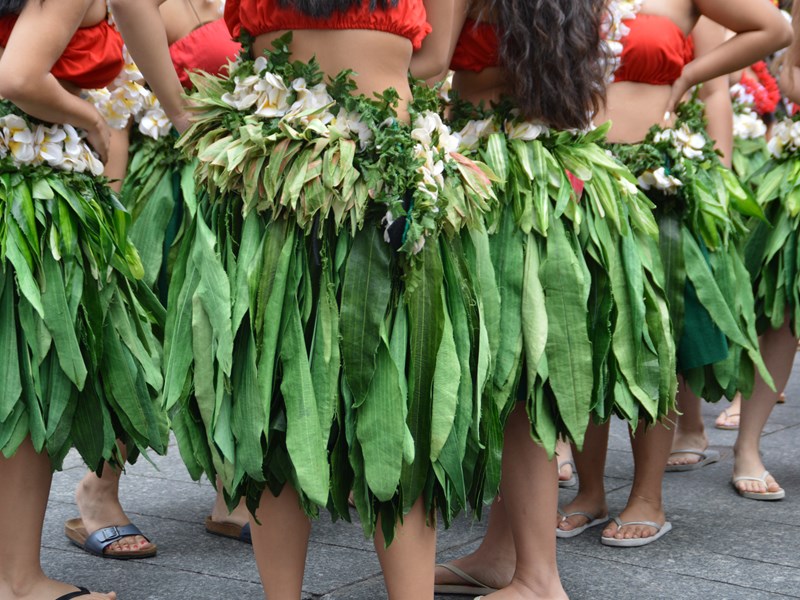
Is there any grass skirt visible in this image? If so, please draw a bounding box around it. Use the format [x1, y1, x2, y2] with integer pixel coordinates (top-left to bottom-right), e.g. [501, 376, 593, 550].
[0, 102, 168, 471]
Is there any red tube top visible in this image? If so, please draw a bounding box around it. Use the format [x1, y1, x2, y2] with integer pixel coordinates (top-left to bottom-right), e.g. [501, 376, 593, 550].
[225, 0, 431, 50]
[0, 16, 123, 89]
[614, 15, 693, 85]
[169, 19, 241, 88]
[450, 19, 498, 72]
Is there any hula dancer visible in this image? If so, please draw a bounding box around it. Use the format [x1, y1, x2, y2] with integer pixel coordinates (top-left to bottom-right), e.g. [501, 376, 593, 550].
[434, 1, 674, 596]
[110, 0, 498, 597]
[0, 0, 168, 598]
[557, 0, 790, 547]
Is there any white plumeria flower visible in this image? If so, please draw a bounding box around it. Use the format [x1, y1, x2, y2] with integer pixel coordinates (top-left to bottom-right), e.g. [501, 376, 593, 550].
[454, 118, 498, 152]
[732, 109, 767, 140]
[222, 74, 262, 110]
[139, 106, 173, 140]
[382, 210, 396, 244]
[638, 167, 681, 192]
[505, 119, 547, 141]
[284, 78, 334, 125]
[38, 125, 67, 167]
[7, 120, 40, 165]
[619, 176, 640, 196]
[411, 112, 444, 146]
[329, 108, 373, 150]
[768, 135, 784, 158]
[254, 72, 292, 118]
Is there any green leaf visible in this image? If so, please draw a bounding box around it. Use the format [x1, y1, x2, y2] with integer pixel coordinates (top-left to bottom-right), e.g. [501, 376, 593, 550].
[0, 269, 22, 422]
[430, 290, 460, 462]
[340, 226, 392, 405]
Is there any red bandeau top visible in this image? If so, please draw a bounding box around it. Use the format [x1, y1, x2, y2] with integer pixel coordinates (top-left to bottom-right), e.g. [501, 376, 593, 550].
[224, 0, 431, 50]
[614, 15, 694, 86]
[169, 19, 242, 88]
[0, 16, 123, 89]
[450, 19, 498, 72]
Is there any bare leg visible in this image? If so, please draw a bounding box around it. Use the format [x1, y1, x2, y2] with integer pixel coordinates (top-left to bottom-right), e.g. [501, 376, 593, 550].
[556, 421, 609, 533]
[250, 485, 311, 600]
[0, 438, 115, 600]
[481, 404, 567, 600]
[375, 498, 436, 600]
[75, 444, 152, 554]
[602, 409, 676, 541]
[667, 386, 709, 467]
[733, 321, 796, 495]
[210, 478, 250, 528]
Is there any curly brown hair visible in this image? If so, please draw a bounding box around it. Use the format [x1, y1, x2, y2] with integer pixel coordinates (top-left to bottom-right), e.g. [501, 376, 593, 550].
[472, 0, 608, 130]
[279, 0, 397, 18]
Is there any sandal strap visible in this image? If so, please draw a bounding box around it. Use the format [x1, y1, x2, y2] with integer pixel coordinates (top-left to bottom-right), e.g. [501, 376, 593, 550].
[56, 587, 90, 600]
[670, 449, 707, 457]
[560, 510, 601, 522]
[732, 471, 771, 485]
[84, 524, 149, 555]
[436, 563, 491, 589]
[612, 517, 663, 532]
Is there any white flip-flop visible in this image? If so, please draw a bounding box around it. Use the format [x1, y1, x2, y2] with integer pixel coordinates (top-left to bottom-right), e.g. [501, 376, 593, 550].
[732, 470, 786, 501]
[556, 509, 609, 539]
[600, 516, 672, 547]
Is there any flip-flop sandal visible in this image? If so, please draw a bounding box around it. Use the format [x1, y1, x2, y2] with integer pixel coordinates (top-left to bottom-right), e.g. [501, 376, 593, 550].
[600, 516, 672, 547]
[64, 518, 157, 559]
[434, 563, 498, 595]
[204, 516, 252, 544]
[732, 470, 786, 501]
[665, 448, 720, 472]
[558, 458, 577, 488]
[556, 509, 608, 538]
[715, 409, 740, 430]
[56, 588, 91, 600]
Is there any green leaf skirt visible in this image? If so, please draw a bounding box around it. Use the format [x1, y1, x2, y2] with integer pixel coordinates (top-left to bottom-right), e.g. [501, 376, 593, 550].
[462, 123, 676, 472]
[164, 52, 498, 537]
[609, 144, 771, 401]
[744, 152, 800, 338]
[0, 111, 169, 471]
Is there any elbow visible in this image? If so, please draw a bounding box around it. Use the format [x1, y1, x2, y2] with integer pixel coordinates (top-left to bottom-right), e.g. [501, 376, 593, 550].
[771, 20, 794, 54]
[0, 70, 34, 104]
[108, 0, 133, 15]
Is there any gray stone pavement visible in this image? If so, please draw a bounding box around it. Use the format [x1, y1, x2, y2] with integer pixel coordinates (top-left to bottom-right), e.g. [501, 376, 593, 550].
[43, 353, 800, 599]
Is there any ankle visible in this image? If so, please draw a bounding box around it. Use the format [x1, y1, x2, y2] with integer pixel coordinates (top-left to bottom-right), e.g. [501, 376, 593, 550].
[627, 492, 663, 513]
[0, 568, 44, 597]
[513, 570, 567, 599]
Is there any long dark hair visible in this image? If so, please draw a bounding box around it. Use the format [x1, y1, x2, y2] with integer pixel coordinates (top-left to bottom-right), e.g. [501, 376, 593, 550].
[475, 0, 608, 130]
[279, 0, 398, 18]
[0, 0, 27, 16]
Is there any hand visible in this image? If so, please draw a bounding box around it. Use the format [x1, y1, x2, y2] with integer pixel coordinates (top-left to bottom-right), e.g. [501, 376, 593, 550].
[85, 117, 111, 164]
[662, 74, 693, 125]
[169, 110, 192, 134]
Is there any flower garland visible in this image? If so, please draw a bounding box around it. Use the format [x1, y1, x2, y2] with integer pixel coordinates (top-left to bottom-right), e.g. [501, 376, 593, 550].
[180, 37, 494, 255]
[602, 0, 643, 83]
[84, 48, 154, 131]
[737, 61, 781, 117]
[0, 104, 105, 175]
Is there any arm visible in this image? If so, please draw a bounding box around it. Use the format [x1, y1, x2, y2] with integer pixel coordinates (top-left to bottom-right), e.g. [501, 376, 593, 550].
[693, 18, 734, 166]
[423, 0, 470, 85]
[410, 0, 456, 81]
[780, 4, 800, 104]
[109, 0, 190, 132]
[0, 0, 111, 160]
[666, 0, 792, 112]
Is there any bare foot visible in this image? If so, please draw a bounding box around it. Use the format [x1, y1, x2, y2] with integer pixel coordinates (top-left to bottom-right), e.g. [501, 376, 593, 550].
[715, 395, 742, 429]
[733, 450, 783, 496]
[0, 575, 116, 600]
[666, 431, 709, 467]
[479, 579, 568, 600]
[435, 553, 514, 592]
[556, 495, 607, 534]
[601, 495, 665, 542]
[75, 470, 153, 556]
[556, 440, 574, 486]
[209, 491, 250, 528]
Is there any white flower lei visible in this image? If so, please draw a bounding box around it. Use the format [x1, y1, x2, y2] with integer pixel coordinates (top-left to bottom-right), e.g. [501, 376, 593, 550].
[84, 47, 154, 131]
[767, 118, 800, 159]
[602, 0, 643, 83]
[0, 114, 105, 176]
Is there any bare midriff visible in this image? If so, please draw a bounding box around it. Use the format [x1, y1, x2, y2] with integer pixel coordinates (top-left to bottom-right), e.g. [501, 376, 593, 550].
[596, 82, 676, 144]
[254, 29, 414, 122]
